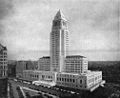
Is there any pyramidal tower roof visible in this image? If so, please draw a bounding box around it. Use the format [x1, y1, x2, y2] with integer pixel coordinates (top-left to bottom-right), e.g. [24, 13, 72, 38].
[54, 10, 67, 21]
[0, 43, 7, 51]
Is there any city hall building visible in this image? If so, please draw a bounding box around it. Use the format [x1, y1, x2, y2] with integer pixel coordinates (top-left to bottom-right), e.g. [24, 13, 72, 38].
[23, 10, 105, 92]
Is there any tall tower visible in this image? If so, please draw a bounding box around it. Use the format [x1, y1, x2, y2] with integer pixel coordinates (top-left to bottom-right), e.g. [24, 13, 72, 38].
[50, 10, 69, 72]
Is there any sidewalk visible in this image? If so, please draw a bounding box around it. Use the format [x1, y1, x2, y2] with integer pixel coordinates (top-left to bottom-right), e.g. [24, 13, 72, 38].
[10, 81, 20, 98]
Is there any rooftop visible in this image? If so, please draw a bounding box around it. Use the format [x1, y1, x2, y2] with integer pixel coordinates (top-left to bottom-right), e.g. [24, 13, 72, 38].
[66, 55, 86, 58]
[57, 71, 102, 76]
[39, 56, 50, 59]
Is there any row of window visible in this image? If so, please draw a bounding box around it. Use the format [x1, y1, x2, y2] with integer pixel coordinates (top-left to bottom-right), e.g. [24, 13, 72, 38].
[57, 82, 85, 88]
[88, 75, 102, 84]
[0, 59, 7, 61]
[66, 63, 83, 66]
[66, 68, 83, 70]
[65, 66, 83, 68]
[0, 66, 7, 69]
[58, 74, 76, 78]
[0, 62, 7, 64]
[65, 68, 83, 70]
[66, 61, 83, 63]
[0, 53, 7, 55]
[88, 78, 94, 83]
[57, 77, 83, 84]
[42, 75, 52, 79]
[0, 56, 7, 58]
[39, 62, 50, 64]
[29, 74, 39, 78]
[57, 77, 75, 83]
[0, 70, 7, 76]
[95, 75, 102, 81]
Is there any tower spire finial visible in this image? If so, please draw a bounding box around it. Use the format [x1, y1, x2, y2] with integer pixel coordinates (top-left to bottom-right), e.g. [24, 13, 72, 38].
[54, 10, 67, 21]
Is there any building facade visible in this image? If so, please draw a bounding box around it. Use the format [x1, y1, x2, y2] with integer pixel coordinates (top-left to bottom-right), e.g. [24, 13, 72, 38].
[38, 56, 50, 71]
[56, 71, 103, 91]
[16, 61, 27, 78]
[16, 60, 37, 78]
[65, 55, 88, 74]
[23, 70, 57, 83]
[23, 70, 104, 92]
[0, 44, 7, 77]
[8, 60, 16, 77]
[50, 10, 69, 72]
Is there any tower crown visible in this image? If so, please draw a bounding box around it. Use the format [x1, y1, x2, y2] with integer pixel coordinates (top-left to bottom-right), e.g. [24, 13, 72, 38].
[0, 44, 7, 51]
[54, 10, 67, 21]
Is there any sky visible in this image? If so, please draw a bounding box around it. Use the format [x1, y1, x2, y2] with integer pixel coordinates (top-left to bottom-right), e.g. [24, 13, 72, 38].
[0, 0, 120, 61]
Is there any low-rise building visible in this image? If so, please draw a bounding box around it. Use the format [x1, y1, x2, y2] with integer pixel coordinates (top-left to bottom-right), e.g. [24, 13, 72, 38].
[23, 70, 105, 92]
[65, 55, 88, 74]
[16, 60, 37, 78]
[38, 56, 50, 71]
[56, 71, 103, 91]
[8, 60, 16, 77]
[23, 70, 57, 82]
[16, 61, 26, 78]
[0, 44, 7, 77]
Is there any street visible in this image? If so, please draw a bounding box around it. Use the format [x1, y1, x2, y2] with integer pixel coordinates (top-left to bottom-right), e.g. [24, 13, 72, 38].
[8, 78, 74, 98]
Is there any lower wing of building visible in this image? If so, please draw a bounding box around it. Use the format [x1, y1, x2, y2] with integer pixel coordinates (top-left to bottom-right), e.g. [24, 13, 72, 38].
[22, 70, 105, 92]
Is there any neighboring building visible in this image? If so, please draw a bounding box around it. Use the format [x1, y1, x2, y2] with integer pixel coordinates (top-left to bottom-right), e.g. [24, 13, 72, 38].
[16, 60, 37, 78]
[16, 61, 26, 78]
[65, 55, 88, 74]
[0, 78, 8, 98]
[26, 61, 37, 70]
[38, 56, 50, 71]
[50, 10, 69, 72]
[0, 44, 7, 77]
[8, 60, 17, 77]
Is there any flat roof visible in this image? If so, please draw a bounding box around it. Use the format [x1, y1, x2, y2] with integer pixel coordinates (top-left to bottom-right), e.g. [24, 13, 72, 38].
[39, 56, 50, 59]
[23, 70, 57, 74]
[23, 70, 102, 76]
[66, 55, 86, 58]
[57, 71, 102, 76]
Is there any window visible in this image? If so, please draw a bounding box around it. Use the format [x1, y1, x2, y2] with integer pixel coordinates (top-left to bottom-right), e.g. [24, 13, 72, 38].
[70, 79, 72, 82]
[73, 79, 75, 83]
[42, 75, 45, 79]
[65, 78, 66, 82]
[60, 78, 61, 81]
[37, 75, 38, 78]
[53, 21, 60, 26]
[48, 76, 50, 78]
[80, 80, 82, 84]
[62, 78, 64, 81]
